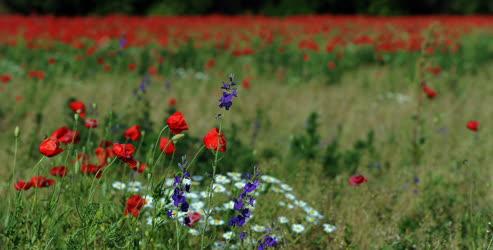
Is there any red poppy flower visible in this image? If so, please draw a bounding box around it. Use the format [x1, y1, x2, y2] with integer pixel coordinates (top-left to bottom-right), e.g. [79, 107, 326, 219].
[113, 143, 136, 159]
[349, 175, 368, 186]
[69, 100, 86, 118]
[168, 98, 177, 107]
[159, 137, 176, 155]
[103, 64, 111, 72]
[205, 58, 216, 70]
[124, 194, 147, 217]
[39, 137, 64, 157]
[422, 84, 437, 99]
[51, 126, 80, 144]
[128, 63, 137, 71]
[30, 176, 56, 188]
[15, 180, 32, 191]
[50, 166, 68, 177]
[186, 212, 202, 227]
[81, 164, 103, 178]
[467, 120, 479, 132]
[148, 66, 158, 75]
[203, 128, 227, 152]
[85, 118, 98, 128]
[1, 74, 11, 84]
[48, 58, 57, 65]
[167, 112, 189, 134]
[327, 61, 336, 70]
[242, 77, 251, 90]
[124, 125, 141, 141]
[125, 159, 147, 173]
[28, 70, 45, 80]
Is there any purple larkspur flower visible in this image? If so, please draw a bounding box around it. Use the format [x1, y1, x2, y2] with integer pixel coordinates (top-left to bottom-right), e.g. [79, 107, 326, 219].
[218, 74, 238, 111]
[258, 235, 278, 250]
[239, 232, 247, 240]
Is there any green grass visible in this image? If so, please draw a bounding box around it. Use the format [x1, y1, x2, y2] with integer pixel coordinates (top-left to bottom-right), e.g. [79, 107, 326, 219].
[1, 60, 493, 249]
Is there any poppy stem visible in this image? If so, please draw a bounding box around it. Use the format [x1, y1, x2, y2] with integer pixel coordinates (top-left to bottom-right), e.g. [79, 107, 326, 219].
[150, 125, 169, 165]
[200, 119, 223, 250]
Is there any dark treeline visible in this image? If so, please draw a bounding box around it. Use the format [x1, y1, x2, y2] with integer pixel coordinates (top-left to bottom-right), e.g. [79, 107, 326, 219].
[2, 0, 493, 16]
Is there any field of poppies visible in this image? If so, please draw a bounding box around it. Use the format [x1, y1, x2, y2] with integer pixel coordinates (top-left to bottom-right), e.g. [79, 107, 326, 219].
[1, 15, 493, 249]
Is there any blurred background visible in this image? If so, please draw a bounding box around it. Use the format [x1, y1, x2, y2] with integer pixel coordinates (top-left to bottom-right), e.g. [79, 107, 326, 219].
[0, 0, 492, 16]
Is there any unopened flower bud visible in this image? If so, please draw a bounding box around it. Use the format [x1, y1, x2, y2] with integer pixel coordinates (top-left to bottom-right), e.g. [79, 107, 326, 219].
[171, 133, 185, 143]
[14, 126, 20, 137]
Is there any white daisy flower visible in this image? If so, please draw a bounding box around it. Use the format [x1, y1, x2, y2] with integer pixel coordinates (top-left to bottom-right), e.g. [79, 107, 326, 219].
[183, 178, 192, 186]
[190, 201, 205, 211]
[278, 201, 286, 207]
[223, 201, 234, 210]
[251, 224, 266, 232]
[291, 224, 305, 233]
[112, 181, 126, 190]
[280, 184, 293, 192]
[143, 195, 154, 208]
[295, 200, 307, 207]
[261, 175, 280, 184]
[188, 192, 199, 200]
[212, 183, 226, 193]
[215, 174, 231, 184]
[165, 178, 174, 186]
[234, 181, 246, 189]
[305, 216, 318, 224]
[222, 231, 234, 240]
[200, 191, 209, 198]
[226, 172, 241, 181]
[192, 175, 204, 182]
[146, 217, 153, 225]
[189, 229, 200, 236]
[209, 218, 225, 226]
[278, 216, 289, 224]
[323, 224, 337, 233]
[285, 193, 296, 201]
[271, 186, 282, 193]
[287, 204, 294, 209]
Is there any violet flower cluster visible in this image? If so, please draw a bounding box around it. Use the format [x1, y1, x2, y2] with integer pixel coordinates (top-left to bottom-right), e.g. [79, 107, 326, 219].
[168, 156, 192, 225]
[219, 74, 238, 110]
[229, 168, 260, 236]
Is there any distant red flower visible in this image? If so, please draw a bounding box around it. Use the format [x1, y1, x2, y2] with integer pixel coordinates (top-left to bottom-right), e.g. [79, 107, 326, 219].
[81, 164, 103, 178]
[30, 176, 56, 188]
[69, 100, 86, 118]
[349, 175, 368, 186]
[85, 118, 98, 128]
[168, 98, 177, 107]
[167, 112, 189, 134]
[148, 66, 158, 75]
[427, 66, 442, 76]
[186, 212, 202, 227]
[128, 63, 137, 71]
[113, 143, 136, 160]
[327, 61, 336, 70]
[124, 194, 146, 217]
[124, 125, 141, 141]
[242, 77, 251, 90]
[205, 58, 216, 70]
[97, 57, 105, 65]
[15, 180, 32, 191]
[103, 64, 111, 72]
[203, 128, 227, 152]
[48, 58, 57, 65]
[303, 53, 310, 62]
[422, 84, 437, 99]
[28, 70, 45, 80]
[159, 137, 176, 155]
[50, 166, 68, 177]
[467, 120, 479, 132]
[51, 127, 80, 144]
[39, 137, 64, 157]
[125, 159, 147, 173]
[1, 74, 11, 84]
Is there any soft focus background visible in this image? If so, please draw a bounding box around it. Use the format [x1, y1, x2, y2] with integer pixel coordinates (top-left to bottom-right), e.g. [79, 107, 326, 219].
[1, 1, 493, 250]
[0, 0, 493, 15]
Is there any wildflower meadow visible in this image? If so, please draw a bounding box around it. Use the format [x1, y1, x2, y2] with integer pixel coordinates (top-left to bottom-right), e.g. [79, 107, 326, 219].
[1, 15, 493, 249]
